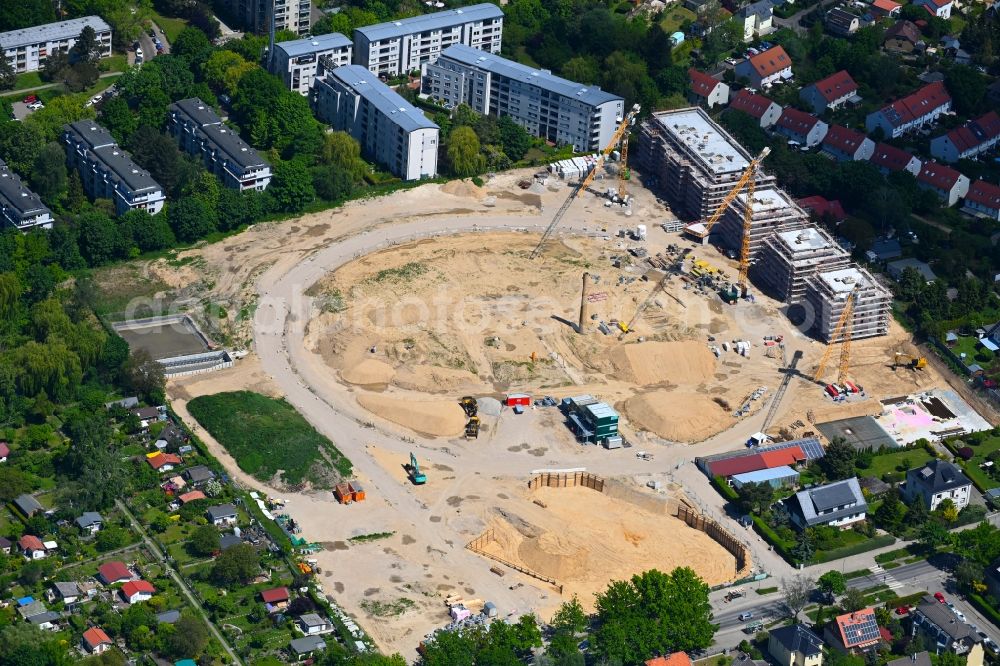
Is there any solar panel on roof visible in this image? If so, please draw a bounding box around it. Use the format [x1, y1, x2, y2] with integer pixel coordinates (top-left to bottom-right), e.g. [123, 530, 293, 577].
[811, 482, 856, 512]
[843, 614, 880, 645]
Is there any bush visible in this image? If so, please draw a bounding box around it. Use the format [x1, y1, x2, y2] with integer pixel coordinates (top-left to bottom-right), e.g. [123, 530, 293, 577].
[957, 447, 975, 461]
[713, 475, 739, 501]
[471, 176, 484, 187]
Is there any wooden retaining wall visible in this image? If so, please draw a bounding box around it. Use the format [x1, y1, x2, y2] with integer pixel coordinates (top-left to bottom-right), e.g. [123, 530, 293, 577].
[675, 503, 752, 579]
[527, 471, 604, 491]
[465, 528, 563, 592]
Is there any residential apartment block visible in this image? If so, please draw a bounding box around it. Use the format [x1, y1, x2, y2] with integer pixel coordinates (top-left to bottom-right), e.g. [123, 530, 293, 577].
[636, 107, 776, 221]
[717, 187, 809, 259]
[755, 227, 851, 304]
[271, 33, 352, 95]
[805, 266, 891, 342]
[799, 70, 859, 114]
[0, 159, 53, 231]
[355, 3, 503, 77]
[865, 81, 952, 138]
[422, 44, 624, 152]
[313, 64, 439, 181]
[62, 121, 166, 216]
[734, 45, 792, 89]
[167, 98, 272, 191]
[221, 0, 311, 36]
[930, 111, 1000, 163]
[0, 16, 111, 74]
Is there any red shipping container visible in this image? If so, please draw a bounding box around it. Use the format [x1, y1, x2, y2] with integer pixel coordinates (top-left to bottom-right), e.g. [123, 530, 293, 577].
[505, 394, 531, 406]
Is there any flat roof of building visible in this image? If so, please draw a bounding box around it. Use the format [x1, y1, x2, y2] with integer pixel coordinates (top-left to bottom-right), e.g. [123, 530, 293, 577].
[276, 32, 352, 57]
[202, 124, 269, 169]
[0, 16, 110, 50]
[816, 415, 897, 451]
[651, 107, 752, 175]
[439, 44, 622, 107]
[171, 98, 222, 129]
[817, 266, 873, 294]
[776, 227, 834, 252]
[66, 121, 162, 193]
[356, 3, 503, 42]
[737, 188, 791, 212]
[326, 65, 439, 133]
[0, 160, 50, 218]
[731, 465, 799, 484]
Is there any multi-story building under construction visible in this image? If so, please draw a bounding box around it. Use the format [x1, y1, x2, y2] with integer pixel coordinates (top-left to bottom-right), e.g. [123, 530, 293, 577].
[805, 266, 891, 343]
[636, 107, 775, 220]
[715, 187, 808, 260]
[754, 227, 851, 304]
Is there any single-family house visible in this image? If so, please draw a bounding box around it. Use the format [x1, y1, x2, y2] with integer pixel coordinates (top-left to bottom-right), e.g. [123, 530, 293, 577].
[688, 69, 730, 108]
[799, 71, 859, 114]
[963, 180, 1000, 222]
[0, 441, 9, 462]
[290, 635, 328, 660]
[82, 627, 113, 654]
[870, 0, 901, 17]
[914, 0, 952, 18]
[865, 82, 952, 138]
[75, 511, 104, 535]
[14, 493, 44, 517]
[826, 7, 860, 35]
[903, 459, 972, 511]
[19, 534, 47, 560]
[912, 594, 980, 654]
[156, 609, 181, 624]
[775, 108, 829, 147]
[184, 465, 215, 485]
[729, 89, 783, 128]
[147, 452, 182, 472]
[646, 654, 693, 666]
[930, 112, 1000, 163]
[178, 490, 206, 504]
[48, 581, 81, 605]
[298, 613, 334, 635]
[768, 624, 824, 666]
[0, 536, 11, 554]
[821, 125, 875, 161]
[916, 162, 970, 206]
[824, 607, 882, 653]
[27, 610, 61, 630]
[887, 258, 937, 283]
[207, 504, 238, 526]
[131, 406, 165, 428]
[738, 0, 775, 42]
[869, 143, 922, 176]
[219, 533, 242, 550]
[735, 45, 793, 88]
[261, 587, 290, 611]
[98, 560, 132, 585]
[883, 20, 922, 53]
[120, 580, 155, 604]
[788, 477, 867, 530]
[886, 653, 932, 666]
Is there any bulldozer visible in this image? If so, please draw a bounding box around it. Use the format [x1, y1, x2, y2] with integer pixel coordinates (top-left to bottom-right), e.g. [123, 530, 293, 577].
[893, 352, 927, 370]
[465, 415, 480, 439]
[459, 396, 478, 417]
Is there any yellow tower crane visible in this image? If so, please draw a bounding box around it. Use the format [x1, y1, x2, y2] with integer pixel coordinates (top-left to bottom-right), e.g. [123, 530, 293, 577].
[616, 134, 631, 203]
[531, 104, 642, 259]
[683, 147, 771, 298]
[813, 288, 857, 387]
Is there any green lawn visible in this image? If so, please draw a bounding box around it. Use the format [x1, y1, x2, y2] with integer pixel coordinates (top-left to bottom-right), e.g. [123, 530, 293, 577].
[859, 447, 934, 479]
[150, 11, 188, 44]
[102, 54, 128, 73]
[13, 71, 43, 91]
[660, 7, 696, 33]
[950, 335, 995, 366]
[187, 391, 352, 488]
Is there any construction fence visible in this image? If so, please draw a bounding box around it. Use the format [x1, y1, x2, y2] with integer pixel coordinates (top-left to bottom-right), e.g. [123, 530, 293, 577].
[674, 502, 753, 581]
[465, 528, 562, 592]
[527, 471, 604, 491]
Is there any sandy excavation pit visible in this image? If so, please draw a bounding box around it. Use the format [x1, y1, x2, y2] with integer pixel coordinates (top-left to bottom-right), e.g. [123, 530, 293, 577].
[473, 484, 739, 608]
[304, 232, 791, 441]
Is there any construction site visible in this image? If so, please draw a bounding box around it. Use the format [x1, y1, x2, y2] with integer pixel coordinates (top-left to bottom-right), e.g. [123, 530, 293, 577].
[140, 103, 999, 658]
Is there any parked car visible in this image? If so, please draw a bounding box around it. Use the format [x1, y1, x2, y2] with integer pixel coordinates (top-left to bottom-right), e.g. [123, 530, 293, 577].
[935, 592, 947, 603]
[739, 612, 753, 621]
[22, 95, 37, 104]
[895, 605, 911, 615]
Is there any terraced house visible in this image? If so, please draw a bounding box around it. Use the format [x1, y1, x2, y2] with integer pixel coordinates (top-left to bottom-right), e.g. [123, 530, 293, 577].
[865, 82, 952, 138]
[930, 111, 1000, 163]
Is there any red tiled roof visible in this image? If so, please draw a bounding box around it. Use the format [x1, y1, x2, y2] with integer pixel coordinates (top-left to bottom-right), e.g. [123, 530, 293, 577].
[872, 0, 901, 12]
[98, 560, 131, 583]
[921, 0, 950, 8]
[0, 442, 9, 457]
[730, 89, 776, 119]
[178, 490, 206, 504]
[689, 69, 721, 97]
[261, 587, 290, 603]
[759, 446, 806, 467]
[797, 196, 847, 222]
[917, 162, 964, 190]
[121, 580, 155, 598]
[647, 655, 693, 666]
[869, 143, 918, 172]
[19, 534, 44, 551]
[878, 82, 951, 127]
[148, 453, 182, 470]
[777, 107, 821, 134]
[966, 180, 1000, 210]
[943, 111, 1000, 153]
[809, 70, 858, 102]
[835, 608, 881, 648]
[823, 125, 868, 154]
[83, 627, 112, 649]
[747, 45, 792, 77]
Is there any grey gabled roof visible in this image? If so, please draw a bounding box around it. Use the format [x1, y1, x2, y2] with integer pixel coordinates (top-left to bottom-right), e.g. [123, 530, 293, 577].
[355, 3, 503, 42]
[14, 494, 44, 516]
[915, 594, 978, 642]
[75, 512, 103, 529]
[27, 610, 61, 625]
[793, 477, 867, 526]
[326, 65, 438, 133]
[439, 44, 623, 108]
[206, 504, 237, 520]
[64, 121, 163, 194]
[298, 612, 328, 627]
[910, 459, 971, 493]
[219, 533, 242, 550]
[887, 653, 932, 666]
[276, 32, 351, 58]
[0, 16, 110, 50]
[53, 581, 80, 598]
[185, 465, 215, 483]
[290, 635, 327, 654]
[771, 624, 823, 657]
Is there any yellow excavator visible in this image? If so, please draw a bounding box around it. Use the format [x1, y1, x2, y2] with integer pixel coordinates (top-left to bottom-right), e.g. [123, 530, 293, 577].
[893, 352, 927, 370]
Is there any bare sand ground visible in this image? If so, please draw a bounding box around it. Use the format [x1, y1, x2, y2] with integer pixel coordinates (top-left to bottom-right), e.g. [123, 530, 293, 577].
[355, 394, 469, 437]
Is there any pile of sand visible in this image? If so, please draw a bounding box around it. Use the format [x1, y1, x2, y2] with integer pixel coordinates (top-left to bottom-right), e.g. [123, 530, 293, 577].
[440, 180, 486, 200]
[392, 365, 481, 393]
[355, 393, 468, 437]
[609, 341, 715, 386]
[622, 390, 729, 442]
[341, 359, 395, 386]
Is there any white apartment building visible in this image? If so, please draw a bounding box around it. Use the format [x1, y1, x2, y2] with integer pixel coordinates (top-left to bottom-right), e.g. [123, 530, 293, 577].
[354, 3, 503, 77]
[313, 64, 439, 181]
[271, 32, 352, 95]
[167, 98, 272, 191]
[0, 159, 53, 231]
[422, 44, 624, 152]
[0, 16, 111, 74]
[221, 0, 312, 35]
[62, 121, 166, 216]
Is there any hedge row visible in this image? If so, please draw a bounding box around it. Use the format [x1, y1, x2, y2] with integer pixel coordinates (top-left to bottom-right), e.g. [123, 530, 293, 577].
[751, 515, 796, 564]
[813, 534, 896, 564]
